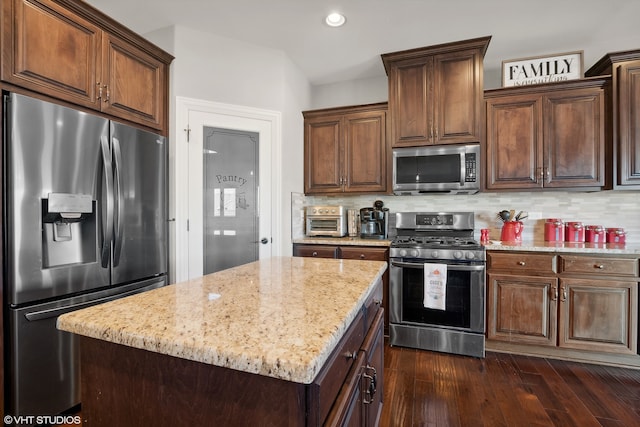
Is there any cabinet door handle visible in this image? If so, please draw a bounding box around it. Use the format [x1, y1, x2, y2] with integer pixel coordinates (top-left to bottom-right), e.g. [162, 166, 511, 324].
[560, 287, 567, 302]
[551, 286, 558, 301]
[517, 261, 526, 266]
[103, 85, 110, 102]
[97, 82, 102, 100]
[363, 365, 377, 404]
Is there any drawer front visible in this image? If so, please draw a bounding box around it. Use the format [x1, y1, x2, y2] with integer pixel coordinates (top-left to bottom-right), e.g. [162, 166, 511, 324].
[339, 246, 389, 261]
[309, 310, 365, 425]
[363, 277, 383, 332]
[293, 244, 338, 258]
[559, 255, 639, 277]
[488, 252, 555, 274]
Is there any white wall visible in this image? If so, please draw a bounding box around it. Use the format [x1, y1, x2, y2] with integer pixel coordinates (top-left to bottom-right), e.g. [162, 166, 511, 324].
[142, 25, 311, 281]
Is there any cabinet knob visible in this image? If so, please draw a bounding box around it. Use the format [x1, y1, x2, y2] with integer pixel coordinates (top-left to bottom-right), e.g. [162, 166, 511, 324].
[373, 299, 382, 306]
[360, 254, 366, 259]
[343, 351, 357, 360]
[312, 251, 318, 257]
[594, 264, 604, 269]
[517, 261, 526, 266]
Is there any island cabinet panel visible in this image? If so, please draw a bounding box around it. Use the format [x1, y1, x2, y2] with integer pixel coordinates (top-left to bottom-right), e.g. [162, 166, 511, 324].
[486, 250, 640, 367]
[79, 337, 307, 427]
[382, 36, 490, 148]
[586, 50, 640, 189]
[484, 77, 611, 191]
[303, 103, 387, 195]
[1, 0, 172, 132]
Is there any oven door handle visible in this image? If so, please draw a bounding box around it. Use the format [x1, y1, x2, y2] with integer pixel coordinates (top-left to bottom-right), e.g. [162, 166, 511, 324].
[391, 261, 485, 272]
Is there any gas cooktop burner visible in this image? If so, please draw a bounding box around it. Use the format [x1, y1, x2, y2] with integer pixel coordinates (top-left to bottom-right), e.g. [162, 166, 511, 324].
[392, 236, 480, 248]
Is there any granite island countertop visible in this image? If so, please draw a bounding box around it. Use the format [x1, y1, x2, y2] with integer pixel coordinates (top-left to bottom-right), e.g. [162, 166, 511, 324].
[57, 256, 387, 384]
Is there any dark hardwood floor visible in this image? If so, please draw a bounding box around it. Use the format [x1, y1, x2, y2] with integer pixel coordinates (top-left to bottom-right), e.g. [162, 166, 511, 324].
[380, 341, 640, 427]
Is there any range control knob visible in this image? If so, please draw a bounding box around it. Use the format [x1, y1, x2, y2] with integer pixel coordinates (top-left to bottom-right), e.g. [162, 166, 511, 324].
[453, 251, 463, 259]
[465, 251, 475, 260]
[399, 249, 407, 257]
[409, 249, 419, 258]
[431, 251, 439, 258]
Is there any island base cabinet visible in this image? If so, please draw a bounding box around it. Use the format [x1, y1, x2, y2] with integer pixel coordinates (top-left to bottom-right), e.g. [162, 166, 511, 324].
[78, 336, 307, 427]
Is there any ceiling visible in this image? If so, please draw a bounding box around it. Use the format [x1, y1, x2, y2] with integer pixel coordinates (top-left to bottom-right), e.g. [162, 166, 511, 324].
[85, 0, 640, 87]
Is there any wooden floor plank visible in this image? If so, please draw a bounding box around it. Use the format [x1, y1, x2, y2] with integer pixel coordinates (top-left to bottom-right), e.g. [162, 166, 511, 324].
[381, 342, 640, 427]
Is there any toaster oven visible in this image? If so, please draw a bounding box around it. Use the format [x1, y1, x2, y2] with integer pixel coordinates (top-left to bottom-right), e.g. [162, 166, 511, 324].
[305, 206, 347, 237]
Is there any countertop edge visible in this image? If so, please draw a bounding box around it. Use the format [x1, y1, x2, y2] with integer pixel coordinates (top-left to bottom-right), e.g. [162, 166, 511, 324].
[57, 258, 388, 384]
[484, 241, 640, 255]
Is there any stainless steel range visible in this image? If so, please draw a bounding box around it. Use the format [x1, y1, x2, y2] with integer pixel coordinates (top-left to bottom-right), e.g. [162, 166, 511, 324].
[388, 212, 486, 358]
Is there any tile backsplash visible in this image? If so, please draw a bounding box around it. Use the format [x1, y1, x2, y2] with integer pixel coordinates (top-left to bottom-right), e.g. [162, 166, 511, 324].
[292, 191, 640, 245]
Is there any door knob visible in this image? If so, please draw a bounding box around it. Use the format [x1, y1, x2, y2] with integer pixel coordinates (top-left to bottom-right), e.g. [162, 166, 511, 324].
[260, 238, 269, 244]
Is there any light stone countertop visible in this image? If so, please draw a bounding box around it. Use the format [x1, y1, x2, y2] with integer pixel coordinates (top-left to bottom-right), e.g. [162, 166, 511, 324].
[484, 240, 640, 255]
[57, 256, 387, 384]
[293, 236, 392, 247]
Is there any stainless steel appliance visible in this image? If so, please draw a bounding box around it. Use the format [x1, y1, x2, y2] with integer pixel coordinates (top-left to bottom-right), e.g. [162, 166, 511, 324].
[305, 205, 347, 237]
[392, 143, 480, 195]
[388, 212, 486, 357]
[3, 93, 168, 416]
[359, 200, 389, 239]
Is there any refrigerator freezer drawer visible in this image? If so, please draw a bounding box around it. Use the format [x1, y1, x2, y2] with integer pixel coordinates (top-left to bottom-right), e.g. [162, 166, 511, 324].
[7, 277, 166, 416]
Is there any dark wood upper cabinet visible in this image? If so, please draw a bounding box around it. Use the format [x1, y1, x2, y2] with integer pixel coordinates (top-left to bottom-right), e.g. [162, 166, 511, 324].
[1, 0, 173, 132]
[381, 36, 490, 148]
[303, 103, 388, 195]
[484, 77, 611, 191]
[586, 50, 640, 189]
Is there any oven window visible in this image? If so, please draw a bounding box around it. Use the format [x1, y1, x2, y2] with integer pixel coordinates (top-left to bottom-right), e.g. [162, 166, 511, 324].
[396, 154, 461, 184]
[308, 219, 337, 232]
[401, 265, 471, 328]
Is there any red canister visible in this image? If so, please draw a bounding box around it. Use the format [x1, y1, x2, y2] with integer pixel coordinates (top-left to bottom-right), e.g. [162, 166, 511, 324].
[606, 228, 626, 244]
[565, 222, 585, 242]
[585, 225, 605, 243]
[544, 219, 564, 242]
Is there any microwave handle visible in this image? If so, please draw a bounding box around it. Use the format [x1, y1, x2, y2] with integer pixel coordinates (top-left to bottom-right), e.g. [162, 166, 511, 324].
[391, 261, 485, 272]
[459, 152, 466, 186]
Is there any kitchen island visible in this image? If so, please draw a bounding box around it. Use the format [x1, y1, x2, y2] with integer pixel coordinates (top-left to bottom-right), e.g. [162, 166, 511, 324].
[57, 256, 386, 426]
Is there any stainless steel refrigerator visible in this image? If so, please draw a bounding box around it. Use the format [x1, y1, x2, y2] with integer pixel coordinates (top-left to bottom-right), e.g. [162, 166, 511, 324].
[3, 93, 168, 416]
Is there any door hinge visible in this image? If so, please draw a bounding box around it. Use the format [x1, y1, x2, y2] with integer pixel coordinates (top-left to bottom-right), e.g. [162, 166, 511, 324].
[184, 125, 191, 142]
[186, 219, 190, 231]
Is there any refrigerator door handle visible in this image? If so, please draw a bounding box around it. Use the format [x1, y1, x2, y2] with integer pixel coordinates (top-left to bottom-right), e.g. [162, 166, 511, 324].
[24, 284, 159, 321]
[100, 135, 114, 268]
[112, 137, 124, 267]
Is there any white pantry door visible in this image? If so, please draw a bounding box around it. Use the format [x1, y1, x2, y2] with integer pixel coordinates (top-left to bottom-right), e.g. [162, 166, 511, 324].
[174, 98, 280, 281]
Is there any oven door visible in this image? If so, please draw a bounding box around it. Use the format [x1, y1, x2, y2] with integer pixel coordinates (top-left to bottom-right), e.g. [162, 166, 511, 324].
[389, 259, 485, 333]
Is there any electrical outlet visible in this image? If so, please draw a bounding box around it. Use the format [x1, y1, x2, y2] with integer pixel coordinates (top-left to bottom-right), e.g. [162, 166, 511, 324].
[528, 211, 542, 220]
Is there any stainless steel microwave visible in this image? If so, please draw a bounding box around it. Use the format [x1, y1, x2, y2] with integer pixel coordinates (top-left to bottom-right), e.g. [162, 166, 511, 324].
[392, 143, 480, 195]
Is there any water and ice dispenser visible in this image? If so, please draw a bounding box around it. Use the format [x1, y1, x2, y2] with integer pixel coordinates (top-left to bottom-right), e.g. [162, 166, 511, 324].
[42, 193, 96, 268]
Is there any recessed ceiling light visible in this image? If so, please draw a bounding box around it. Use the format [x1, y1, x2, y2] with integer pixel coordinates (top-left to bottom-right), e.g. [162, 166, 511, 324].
[325, 12, 346, 27]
